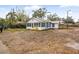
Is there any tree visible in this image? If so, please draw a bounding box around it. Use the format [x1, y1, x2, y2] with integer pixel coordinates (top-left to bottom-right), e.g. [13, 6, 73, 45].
[16, 9, 29, 22]
[32, 8, 47, 18]
[76, 19, 79, 23]
[62, 16, 74, 29]
[0, 18, 5, 25]
[63, 16, 74, 24]
[6, 9, 17, 25]
[0, 18, 4, 32]
[0, 18, 8, 30]
[47, 13, 60, 21]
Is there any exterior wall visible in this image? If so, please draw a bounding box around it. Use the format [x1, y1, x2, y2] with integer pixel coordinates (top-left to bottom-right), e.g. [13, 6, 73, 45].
[26, 22, 49, 30]
[51, 23, 59, 28]
[26, 27, 48, 30]
[54, 23, 59, 28]
[26, 23, 59, 30]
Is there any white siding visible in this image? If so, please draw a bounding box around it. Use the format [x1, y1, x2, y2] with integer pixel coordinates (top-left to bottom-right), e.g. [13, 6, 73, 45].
[26, 21, 59, 30]
[26, 27, 48, 30]
[54, 23, 59, 28]
[51, 23, 59, 29]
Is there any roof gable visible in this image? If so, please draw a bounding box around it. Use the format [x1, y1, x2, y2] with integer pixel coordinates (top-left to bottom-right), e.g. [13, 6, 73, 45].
[27, 18, 44, 23]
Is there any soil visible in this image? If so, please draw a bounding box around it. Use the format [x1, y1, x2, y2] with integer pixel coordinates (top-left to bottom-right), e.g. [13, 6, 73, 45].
[0, 28, 79, 54]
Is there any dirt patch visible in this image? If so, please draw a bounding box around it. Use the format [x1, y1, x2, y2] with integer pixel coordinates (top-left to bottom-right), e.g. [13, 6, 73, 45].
[0, 28, 79, 53]
[65, 41, 79, 50]
[0, 41, 9, 53]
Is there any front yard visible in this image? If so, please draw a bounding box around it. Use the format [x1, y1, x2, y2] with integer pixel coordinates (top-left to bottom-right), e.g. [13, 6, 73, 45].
[0, 28, 79, 53]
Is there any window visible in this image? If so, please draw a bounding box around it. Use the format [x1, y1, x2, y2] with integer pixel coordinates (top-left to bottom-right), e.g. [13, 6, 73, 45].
[41, 23, 45, 27]
[27, 23, 31, 27]
[34, 23, 39, 27]
[52, 23, 54, 27]
[38, 23, 40, 27]
[47, 22, 51, 27]
[31, 23, 33, 27]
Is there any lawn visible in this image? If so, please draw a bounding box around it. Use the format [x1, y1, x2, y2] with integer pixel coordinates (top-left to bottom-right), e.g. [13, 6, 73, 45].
[0, 28, 79, 54]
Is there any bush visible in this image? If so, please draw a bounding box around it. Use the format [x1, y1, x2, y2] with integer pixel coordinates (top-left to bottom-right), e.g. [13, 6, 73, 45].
[59, 24, 67, 29]
[69, 24, 79, 27]
[59, 23, 79, 29]
[8, 23, 26, 28]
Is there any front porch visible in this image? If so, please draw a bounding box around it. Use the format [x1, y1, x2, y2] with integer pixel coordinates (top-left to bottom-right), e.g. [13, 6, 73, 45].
[26, 22, 55, 30]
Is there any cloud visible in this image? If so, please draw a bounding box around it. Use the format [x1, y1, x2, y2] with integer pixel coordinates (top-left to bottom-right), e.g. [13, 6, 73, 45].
[0, 8, 10, 18]
[0, 11, 9, 18]
[59, 5, 74, 8]
[0, 5, 43, 18]
[59, 5, 79, 8]
[60, 5, 69, 7]
[24, 5, 43, 17]
[24, 5, 42, 11]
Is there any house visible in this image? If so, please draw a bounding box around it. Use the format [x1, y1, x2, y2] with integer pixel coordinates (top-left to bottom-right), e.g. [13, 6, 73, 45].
[26, 18, 59, 30]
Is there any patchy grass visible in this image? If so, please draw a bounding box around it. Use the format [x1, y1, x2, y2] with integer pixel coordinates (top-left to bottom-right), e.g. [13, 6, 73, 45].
[5, 28, 26, 32]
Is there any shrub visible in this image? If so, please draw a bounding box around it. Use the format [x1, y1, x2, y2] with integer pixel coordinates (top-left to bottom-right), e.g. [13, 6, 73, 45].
[8, 23, 26, 28]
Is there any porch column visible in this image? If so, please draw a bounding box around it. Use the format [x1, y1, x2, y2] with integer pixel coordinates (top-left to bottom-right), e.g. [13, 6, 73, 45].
[26, 23, 27, 29]
[33, 23, 34, 27]
[51, 23, 52, 28]
[40, 23, 41, 27]
[30, 23, 32, 27]
[45, 23, 47, 27]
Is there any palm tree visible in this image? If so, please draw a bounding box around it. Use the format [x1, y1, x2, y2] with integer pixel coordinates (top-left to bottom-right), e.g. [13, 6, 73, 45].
[6, 9, 17, 25]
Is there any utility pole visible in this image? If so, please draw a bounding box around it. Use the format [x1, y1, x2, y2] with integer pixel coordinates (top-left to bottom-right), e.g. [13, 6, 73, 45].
[67, 10, 68, 29]
[67, 10, 71, 29]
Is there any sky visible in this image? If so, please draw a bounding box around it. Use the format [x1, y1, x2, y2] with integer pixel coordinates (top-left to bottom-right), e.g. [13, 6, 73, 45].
[0, 5, 79, 22]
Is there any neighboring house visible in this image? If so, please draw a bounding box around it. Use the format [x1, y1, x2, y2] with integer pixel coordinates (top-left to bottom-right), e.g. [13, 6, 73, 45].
[26, 18, 60, 30]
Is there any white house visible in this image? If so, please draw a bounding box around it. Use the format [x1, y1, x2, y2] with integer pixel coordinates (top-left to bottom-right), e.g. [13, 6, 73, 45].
[26, 18, 59, 30]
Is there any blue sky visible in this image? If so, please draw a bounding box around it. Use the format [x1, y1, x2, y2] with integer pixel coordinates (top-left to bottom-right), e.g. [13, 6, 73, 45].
[0, 5, 79, 22]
